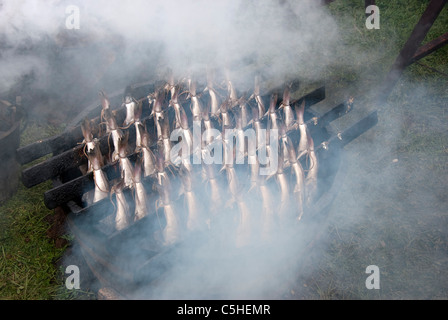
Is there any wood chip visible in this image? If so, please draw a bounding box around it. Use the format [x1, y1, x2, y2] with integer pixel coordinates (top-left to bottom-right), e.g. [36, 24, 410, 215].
[97, 287, 122, 300]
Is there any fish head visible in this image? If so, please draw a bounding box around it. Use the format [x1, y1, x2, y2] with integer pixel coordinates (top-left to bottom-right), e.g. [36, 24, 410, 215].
[153, 89, 166, 113]
[103, 108, 117, 131]
[99, 90, 110, 111]
[87, 145, 103, 171]
[118, 132, 129, 158]
[81, 117, 93, 143]
[134, 100, 143, 122]
[295, 99, 305, 124]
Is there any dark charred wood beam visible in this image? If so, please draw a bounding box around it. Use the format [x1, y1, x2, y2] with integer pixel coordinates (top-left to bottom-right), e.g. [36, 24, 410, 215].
[16, 106, 126, 165]
[293, 86, 326, 109]
[253, 86, 326, 126]
[66, 175, 156, 224]
[311, 100, 353, 127]
[21, 128, 115, 188]
[408, 32, 448, 66]
[43, 153, 138, 210]
[16, 82, 155, 165]
[22, 86, 323, 188]
[316, 110, 378, 154]
[379, 0, 447, 101]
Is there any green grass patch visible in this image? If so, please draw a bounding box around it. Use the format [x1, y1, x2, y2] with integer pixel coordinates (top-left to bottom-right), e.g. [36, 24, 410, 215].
[2, 0, 447, 300]
[0, 181, 64, 299]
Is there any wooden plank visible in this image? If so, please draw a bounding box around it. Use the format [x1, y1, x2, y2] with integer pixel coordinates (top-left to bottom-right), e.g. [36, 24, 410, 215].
[17, 82, 155, 165]
[409, 32, 448, 65]
[43, 155, 130, 210]
[21, 128, 113, 188]
[16, 103, 126, 165]
[316, 110, 378, 153]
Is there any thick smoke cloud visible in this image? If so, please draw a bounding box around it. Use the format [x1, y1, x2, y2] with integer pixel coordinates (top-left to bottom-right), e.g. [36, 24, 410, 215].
[0, 0, 341, 100]
[1, 0, 350, 299]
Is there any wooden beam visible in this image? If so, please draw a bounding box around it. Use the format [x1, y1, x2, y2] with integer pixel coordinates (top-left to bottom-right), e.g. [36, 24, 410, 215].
[379, 0, 447, 101]
[408, 31, 448, 66]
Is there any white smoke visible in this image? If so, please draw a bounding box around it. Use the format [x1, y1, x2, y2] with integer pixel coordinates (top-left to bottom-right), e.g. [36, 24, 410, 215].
[1, 0, 351, 299]
[0, 0, 341, 95]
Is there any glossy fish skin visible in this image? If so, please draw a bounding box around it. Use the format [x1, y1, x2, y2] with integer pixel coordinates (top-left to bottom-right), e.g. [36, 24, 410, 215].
[154, 156, 180, 246]
[133, 100, 144, 151]
[178, 104, 193, 154]
[295, 100, 309, 160]
[267, 93, 279, 131]
[112, 180, 131, 232]
[99, 90, 112, 137]
[225, 72, 238, 107]
[139, 126, 156, 178]
[133, 158, 148, 221]
[234, 109, 247, 162]
[169, 85, 183, 130]
[239, 100, 250, 128]
[220, 99, 232, 129]
[81, 118, 97, 173]
[159, 115, 172, 168]
[253, 75, 266, 117]
[180, 166, 203, 232]
[206, 69, 221, 118]
[280, 84, 295, 129]
[87, 145, 109, 203]
[279, 122, 290, 168]
[81, 117, 95, 150]
[275, 143, 291, 222]
[285, 138, 305, 221]
[202, 105, 216, 146]
[305, 135, 318, 208]
[221, 126, 235, 172]
[152, 89, 166, 142]
[251, 105, 266, 152]
[165, 68, 176, 99]
[117, 133, 134, 189]
[103, 108, 123, 162]
[86, 77, 323, 246]
[189, 81, 203, 122]
[123, 98, 136, 127]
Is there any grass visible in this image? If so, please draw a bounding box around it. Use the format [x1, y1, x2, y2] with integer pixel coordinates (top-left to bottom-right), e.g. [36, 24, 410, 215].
[0, 181, 63, 299]
[1, 0, 447, 300]
[284, 0, 448, 300]
[0, 121, 96, 299]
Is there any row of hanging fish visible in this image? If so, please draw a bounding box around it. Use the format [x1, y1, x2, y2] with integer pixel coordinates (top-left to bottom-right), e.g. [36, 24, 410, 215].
[79, 69, 319, 248]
